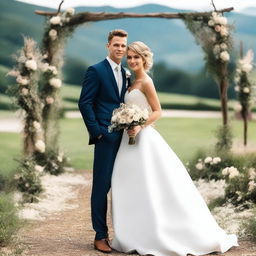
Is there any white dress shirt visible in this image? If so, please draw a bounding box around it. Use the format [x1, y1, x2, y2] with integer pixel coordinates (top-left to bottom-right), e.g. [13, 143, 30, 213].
[106, 56, 123, 95]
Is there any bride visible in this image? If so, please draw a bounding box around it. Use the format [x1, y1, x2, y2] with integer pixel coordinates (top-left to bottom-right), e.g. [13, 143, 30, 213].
[111, 41, 238, 256]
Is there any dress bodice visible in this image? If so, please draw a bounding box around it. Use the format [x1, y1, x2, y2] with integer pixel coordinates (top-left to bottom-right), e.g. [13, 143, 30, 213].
[124, 89, 152, 114]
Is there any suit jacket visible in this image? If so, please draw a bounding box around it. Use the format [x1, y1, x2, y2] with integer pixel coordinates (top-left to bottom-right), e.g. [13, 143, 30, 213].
[78, 59, 130, 144]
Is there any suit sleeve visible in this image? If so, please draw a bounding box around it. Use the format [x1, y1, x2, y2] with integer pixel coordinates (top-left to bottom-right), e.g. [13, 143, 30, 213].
[78, 66, 102, 140]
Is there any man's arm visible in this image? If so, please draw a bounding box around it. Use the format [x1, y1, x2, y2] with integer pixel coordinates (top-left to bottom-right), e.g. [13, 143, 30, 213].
[78, 66, 102, 140]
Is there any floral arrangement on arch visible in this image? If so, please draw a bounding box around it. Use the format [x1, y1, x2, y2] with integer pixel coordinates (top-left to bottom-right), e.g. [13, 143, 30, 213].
[233, 49, 255, 115]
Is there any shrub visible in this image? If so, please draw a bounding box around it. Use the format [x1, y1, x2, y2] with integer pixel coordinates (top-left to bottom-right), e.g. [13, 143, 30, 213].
[0, 193, 21, 246]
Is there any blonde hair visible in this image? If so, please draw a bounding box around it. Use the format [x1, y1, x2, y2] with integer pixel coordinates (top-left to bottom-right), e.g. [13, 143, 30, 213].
[127, 41, 153, 72]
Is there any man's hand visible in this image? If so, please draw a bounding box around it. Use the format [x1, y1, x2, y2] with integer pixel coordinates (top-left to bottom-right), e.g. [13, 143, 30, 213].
[127, 126, 142, 136]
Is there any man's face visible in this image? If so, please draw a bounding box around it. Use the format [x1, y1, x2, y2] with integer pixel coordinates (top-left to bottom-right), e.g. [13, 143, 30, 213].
[107, 36, 127, 64]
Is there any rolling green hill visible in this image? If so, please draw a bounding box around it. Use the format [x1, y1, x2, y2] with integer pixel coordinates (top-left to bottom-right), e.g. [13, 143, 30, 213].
[1, 0, 256, 71]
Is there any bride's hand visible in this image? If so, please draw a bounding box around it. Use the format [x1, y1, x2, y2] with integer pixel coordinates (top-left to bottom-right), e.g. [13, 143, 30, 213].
[127, 125, 142, 136]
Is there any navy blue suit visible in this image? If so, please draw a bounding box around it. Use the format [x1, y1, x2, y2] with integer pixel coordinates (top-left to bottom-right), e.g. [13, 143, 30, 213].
[78, 59, 129, 240]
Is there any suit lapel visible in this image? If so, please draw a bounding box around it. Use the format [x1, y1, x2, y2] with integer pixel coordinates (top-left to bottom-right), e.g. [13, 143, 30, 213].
[120, 67, 127, 102]
[103, 59, 120, 99]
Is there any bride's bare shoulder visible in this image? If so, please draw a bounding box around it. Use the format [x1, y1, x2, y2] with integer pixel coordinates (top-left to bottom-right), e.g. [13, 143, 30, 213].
[141, 76, 155, 92]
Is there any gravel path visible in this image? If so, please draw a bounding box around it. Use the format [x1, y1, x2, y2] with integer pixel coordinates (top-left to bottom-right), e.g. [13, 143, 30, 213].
[18, 170, 256, 256]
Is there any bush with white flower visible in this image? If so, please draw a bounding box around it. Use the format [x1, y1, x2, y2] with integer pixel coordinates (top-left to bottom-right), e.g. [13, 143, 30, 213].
[14, 158, 43, 203]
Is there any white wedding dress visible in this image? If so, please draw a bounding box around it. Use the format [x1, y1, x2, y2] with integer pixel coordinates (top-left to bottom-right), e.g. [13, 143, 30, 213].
[111, 89, 238, 256]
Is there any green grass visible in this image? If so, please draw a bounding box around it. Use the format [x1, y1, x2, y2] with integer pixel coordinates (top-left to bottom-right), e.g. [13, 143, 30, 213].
[1, 117, 256, 174]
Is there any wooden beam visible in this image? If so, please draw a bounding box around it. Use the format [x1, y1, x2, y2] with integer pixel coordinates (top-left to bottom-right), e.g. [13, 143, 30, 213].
[35, 7, 234, 22]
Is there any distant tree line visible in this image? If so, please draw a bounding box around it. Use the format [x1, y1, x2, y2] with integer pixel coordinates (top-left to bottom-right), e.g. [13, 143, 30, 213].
[0, 58, 236, 100]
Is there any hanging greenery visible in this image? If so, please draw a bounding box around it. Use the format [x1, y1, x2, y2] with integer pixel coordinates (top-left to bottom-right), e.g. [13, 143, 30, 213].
[40, 8, 77, 153]
[181, 11, 233, 129]
[234, 49, 255, 146]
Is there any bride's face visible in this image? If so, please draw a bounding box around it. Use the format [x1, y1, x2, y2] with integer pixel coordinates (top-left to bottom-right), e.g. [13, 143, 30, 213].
[127, 50, 145, 72]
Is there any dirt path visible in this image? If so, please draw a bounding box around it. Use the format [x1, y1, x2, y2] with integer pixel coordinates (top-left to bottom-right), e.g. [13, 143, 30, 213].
[19, 170, 256, 256]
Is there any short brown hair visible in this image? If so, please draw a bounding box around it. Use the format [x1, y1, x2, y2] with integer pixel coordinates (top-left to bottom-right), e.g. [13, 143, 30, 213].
[108, 29, 128, 42]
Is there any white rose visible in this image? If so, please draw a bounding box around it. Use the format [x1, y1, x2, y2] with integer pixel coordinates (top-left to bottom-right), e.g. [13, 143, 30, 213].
[50, 16, 61, 25]
[16, 76, 29, 85]
[218, 17, 227, 25]
[195, 162, 203, 170]
[111, 115, 117, 122]
[120, 118, 126, 124]
[35, 165, 44, 173]
[33, 121, 41, 130]
[66, 8, 75, 15]
[46, 96, 54, 104]
[220, 43, 228, 50]
[248, 181, 256, 192]
[25, 60, 37, 71]
[49, 78, 62, 88]
[243, 87, 250, 93]
[249, 168, 256, 180]
[228, 167, 239, 179]
[213, 44, 220, 55]
[222, 167, 229, 176]
[220, 27, 229, 37]
[212, 12, 218, 17]
[208, 19, 215, 26]
[49, 29, 57, 40]
[212, 157, 221, 164]
[35, 140, 45, 153]
[204, 156, 213, 164]
[220, 51, 230, 62]
[21, 88, 29, 96]
[233, 103, 242, 112]
[241, 63, 253, 73]
[133, 113, 140, 122]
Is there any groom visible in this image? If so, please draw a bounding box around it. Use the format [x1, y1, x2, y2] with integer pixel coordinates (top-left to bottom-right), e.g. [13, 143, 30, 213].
[78, 29, 128, 253]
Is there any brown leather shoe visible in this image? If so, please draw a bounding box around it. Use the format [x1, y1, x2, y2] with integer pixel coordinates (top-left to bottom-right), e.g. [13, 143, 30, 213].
[94, 238, 112, 253]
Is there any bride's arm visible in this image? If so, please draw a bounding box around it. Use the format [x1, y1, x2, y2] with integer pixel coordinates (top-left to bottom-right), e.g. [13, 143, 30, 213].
[127, 79, 161, 136]
[142, 78, 162, 126]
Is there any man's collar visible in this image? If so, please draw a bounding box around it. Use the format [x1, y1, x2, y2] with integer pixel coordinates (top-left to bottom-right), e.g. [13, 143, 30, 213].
[106, 56, 121, 70]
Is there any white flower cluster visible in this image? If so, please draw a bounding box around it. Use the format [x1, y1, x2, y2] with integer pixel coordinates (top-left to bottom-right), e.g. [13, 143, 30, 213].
[208, 12, 230, 62]
[222, 166, 239, 179]
[234, 49, 254, 96]
[195, 156, 221, 170]
[41, 63, 58, 75]
[108, 103, 149, 132]
[48, 8, 75, 40]
[248, 168, 256, 192]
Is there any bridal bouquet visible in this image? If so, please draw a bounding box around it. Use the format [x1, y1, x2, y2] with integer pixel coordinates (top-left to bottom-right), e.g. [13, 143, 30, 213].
[108, 103, 149, 145]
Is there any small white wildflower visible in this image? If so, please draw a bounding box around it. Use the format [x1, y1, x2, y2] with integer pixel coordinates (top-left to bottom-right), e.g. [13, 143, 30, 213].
[220, 43, 228, 50]
[41, 62, 50, 72]
[48, 65, 58, 75]
[241, 63, 253, 73]
[222, 167, 229, 176]
[220, 26, 229, 37]
[248, 180, 256, 192]
[248, 168, 256, 180]
[234, 85, 240, 92]
[228, 167, 239, 179]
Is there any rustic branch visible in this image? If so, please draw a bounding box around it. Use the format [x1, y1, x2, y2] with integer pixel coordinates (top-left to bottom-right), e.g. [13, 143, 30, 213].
[57, 0, 64, 14]
[35, 7, 234, 22]
[211, 0, 217, 12]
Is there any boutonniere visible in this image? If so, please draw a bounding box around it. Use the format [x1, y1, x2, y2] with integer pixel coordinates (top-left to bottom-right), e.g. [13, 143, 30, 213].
[124, 68, 131, 88]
